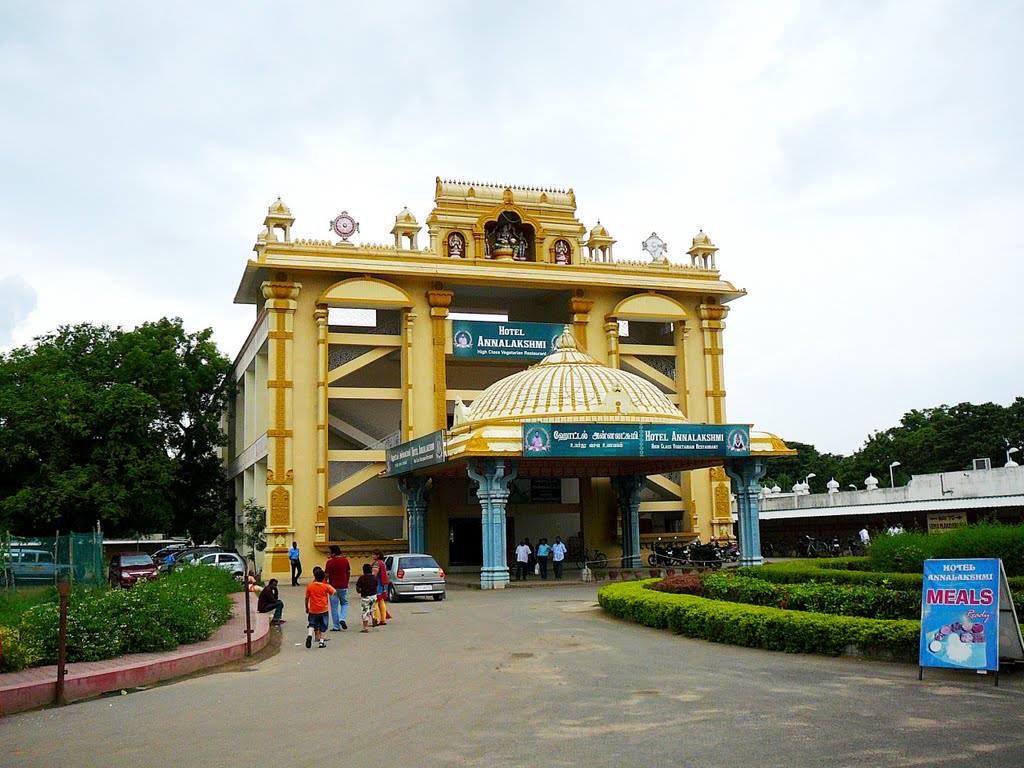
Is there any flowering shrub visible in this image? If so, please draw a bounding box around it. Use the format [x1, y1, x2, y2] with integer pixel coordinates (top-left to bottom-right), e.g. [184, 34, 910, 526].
[649, 573, 702, 596]
[9, 565, 236, 670]
[698, 572, 919, 620]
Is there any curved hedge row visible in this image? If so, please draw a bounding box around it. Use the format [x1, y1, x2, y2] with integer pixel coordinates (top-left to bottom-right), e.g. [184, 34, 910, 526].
[739, 559, 1024, 617]
[598, 580, 920, 659]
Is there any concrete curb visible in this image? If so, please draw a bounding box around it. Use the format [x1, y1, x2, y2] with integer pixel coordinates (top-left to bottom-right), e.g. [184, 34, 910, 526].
[1, 593, 269, 715]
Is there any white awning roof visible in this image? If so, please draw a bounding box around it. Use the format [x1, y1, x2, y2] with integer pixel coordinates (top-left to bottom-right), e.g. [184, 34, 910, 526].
[755, 495, 1024, 521]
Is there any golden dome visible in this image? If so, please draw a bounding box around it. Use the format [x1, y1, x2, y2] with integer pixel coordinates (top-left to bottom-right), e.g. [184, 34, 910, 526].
[590, 220, 611, 239]
[460, 328, 687, 427]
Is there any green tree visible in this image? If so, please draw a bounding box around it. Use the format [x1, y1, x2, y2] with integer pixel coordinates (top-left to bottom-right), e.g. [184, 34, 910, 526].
[238, 498, 267, 566]
[0, 319, 233, 540]
[764, 398, 1024, 491]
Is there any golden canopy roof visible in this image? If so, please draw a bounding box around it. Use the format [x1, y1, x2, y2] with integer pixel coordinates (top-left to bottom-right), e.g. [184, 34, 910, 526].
[453, 328, 687, 430]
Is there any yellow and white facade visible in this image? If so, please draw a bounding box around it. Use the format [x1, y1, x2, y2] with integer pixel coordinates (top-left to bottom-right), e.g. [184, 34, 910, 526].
[228, 179, 755, 580]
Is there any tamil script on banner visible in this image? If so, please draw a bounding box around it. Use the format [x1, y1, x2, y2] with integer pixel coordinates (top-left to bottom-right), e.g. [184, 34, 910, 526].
[919, 559, 1020, 672]
[452, 320, 564, 360]
[522, 423, 751, 458]
[385, 430, 446, 476]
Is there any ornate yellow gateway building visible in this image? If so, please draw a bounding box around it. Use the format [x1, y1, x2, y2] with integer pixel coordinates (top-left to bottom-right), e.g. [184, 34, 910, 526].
[229, 178, 793, 584]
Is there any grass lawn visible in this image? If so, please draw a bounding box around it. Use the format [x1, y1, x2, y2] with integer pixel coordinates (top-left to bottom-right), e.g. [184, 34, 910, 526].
[0, 586, 58, 627]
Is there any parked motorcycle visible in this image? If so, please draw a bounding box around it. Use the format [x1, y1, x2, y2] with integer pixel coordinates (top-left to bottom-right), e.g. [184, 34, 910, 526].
[648, 538, 687, 567]
[687, 539, 724, 569]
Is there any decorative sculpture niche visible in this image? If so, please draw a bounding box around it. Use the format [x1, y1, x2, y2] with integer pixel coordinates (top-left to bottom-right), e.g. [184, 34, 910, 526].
[447, 231, 465, 258]
[484, 211, 533, 261]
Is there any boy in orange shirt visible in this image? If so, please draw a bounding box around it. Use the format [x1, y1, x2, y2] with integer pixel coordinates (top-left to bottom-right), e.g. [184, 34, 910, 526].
[304, 566, 336, 648]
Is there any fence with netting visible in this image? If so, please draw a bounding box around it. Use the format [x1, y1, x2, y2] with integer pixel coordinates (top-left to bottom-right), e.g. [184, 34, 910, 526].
[0, 529, 105, 588]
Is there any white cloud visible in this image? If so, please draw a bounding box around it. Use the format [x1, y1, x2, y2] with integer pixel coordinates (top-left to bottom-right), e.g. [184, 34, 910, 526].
[2, 0, 1022, 453]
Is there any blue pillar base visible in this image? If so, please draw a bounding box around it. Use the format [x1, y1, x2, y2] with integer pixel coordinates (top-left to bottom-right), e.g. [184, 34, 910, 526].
[739, 555, 763, 568]
[480, 567, 510, 590]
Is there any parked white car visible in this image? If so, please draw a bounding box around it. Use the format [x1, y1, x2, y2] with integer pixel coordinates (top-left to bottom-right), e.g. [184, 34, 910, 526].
[194, 551, 246, 579]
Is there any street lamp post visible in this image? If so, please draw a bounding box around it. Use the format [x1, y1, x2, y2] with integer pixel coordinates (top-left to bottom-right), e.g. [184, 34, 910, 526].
[1007, 446, 1021, 467]
[889, 461, 901, 488]
[848, 484, 857, 491]
[804, 473, 816, 493]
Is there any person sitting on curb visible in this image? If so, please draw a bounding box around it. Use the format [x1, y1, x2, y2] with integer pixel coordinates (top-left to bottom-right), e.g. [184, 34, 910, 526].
[257, 577, 286, 625]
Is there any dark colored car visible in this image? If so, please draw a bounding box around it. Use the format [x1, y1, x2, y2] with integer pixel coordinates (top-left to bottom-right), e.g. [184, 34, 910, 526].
[108, 552, 159, 588]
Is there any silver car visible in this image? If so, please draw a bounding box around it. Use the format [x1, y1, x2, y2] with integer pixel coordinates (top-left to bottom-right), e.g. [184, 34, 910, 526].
[384, 553, 445, 601]
[194, 551, 246, 579]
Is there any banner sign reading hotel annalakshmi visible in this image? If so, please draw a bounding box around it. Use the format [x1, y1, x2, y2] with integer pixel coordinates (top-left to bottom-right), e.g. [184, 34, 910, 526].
[452, 320, 564, 359]
[522, 423, 751, 458]
[385, 430, 446, 476]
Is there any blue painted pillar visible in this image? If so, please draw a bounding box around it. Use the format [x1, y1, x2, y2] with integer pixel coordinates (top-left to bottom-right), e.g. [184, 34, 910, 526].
[725, 457, 769, 567]
[399, 476, 429, 554]
[467, 459, 518, 589]
[611, 474, 644, 569]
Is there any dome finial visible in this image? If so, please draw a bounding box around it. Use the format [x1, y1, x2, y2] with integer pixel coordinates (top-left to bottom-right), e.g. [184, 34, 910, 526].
[556, 326, 578, 351]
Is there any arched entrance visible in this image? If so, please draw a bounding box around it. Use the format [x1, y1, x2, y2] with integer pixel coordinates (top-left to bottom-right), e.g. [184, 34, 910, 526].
[386, 330, 794, 588]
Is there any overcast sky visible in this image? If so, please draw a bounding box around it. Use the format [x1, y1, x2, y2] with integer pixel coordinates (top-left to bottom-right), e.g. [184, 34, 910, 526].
[2, 1, 1022, 455]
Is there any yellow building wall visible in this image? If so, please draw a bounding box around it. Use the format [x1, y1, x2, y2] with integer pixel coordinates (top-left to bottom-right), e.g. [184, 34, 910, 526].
[232, 184, 746, 580]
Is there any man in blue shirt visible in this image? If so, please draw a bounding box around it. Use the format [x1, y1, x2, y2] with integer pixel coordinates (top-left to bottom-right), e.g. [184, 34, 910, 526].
[288, 541, 302, 586]
[536, 538, 551, 580]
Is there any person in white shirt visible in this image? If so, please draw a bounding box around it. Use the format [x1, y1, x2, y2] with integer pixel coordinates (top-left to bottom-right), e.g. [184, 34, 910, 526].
[514, 540, 532, 581]
[551, 536, 568, 580]
[859, 526, 870, 546]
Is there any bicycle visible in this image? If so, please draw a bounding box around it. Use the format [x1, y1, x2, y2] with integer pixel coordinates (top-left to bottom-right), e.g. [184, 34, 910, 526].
[575, 548, 608, 569]
[801, 535, 830, 558]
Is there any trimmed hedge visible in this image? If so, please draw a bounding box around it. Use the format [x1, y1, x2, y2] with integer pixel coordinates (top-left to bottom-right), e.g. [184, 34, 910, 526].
[869, 524, 1024, 576]
[739, 559, 1024, 617]
[699, 572, 919, 620]
[598, 580, 919, 658]
[2, 565, 237, 672]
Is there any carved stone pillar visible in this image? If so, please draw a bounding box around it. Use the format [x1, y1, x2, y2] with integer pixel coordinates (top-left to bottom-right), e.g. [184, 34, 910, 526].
[604, 319, 620, 369]
[401, 309, 417, 441]
[427, 286, 454, 431]
[674, 321, 689, 418]
[315, 306, 329, 543]
[261, 279, 300, 577]
[467, 459, 517, 589]
[399, 476, 430, 554]
[611, 474, 644, 569]
[699, 301, 730, 423]
[568, 291, 593, 352]
[725, 457, 769, 567]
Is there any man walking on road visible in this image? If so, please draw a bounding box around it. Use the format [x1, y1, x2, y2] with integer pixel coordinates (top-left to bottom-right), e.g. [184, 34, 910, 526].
[325, 544, 351, 631]
[551, 536, 567, 580]
[288, 541, 302, 586]
[514, 539, 531, 581]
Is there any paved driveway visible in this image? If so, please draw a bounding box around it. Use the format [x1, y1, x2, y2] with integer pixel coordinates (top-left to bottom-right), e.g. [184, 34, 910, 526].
[2, 583, 1023, 767]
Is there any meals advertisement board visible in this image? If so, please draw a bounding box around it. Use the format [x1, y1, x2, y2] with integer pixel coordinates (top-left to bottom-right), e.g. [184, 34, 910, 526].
[452, 320, 564, 359]
[385, 430, 446, 476]
[522, 423, 751, 458]
[919, 559, 1002, 672]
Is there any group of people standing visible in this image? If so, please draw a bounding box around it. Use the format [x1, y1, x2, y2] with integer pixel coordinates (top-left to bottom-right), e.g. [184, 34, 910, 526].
[260, 542, 394, 645]
[513, 536, 568, 581]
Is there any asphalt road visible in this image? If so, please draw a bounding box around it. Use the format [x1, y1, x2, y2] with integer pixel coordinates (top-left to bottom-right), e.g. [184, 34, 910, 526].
[2, 582, 1023, 768]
